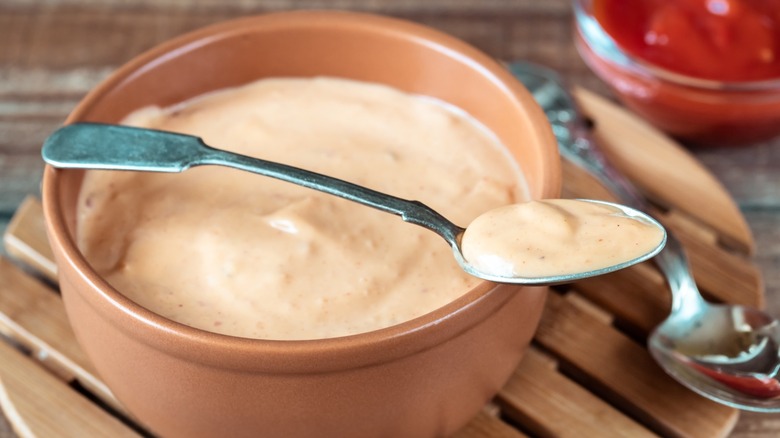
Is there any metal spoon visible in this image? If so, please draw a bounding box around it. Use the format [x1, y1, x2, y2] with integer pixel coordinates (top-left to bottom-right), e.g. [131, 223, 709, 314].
[42, 122, 664, 286]
[510, 60, 780, 411]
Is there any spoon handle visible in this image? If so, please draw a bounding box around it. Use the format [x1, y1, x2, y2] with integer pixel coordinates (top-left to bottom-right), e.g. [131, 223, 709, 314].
[42, 122, 464, 245]
[196, 144, 464, 244]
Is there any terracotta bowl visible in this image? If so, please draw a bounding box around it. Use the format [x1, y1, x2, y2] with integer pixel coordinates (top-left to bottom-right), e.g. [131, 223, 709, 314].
[42, 11, 561, 438]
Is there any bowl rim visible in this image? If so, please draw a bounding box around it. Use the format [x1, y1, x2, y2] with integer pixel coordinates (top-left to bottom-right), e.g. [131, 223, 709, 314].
[573, 0, 780, 92]
[42, 10, 560, 373]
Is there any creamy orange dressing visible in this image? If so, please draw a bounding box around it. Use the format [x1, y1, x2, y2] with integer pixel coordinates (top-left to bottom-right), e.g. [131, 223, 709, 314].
[76, 77, 526, 340]
[460, 199, 664, 278]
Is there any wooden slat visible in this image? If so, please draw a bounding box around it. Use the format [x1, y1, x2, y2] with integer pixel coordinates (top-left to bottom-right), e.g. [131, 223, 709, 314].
[0, 340, 140, 438]
[451, 410, 527, 438]
[662, 211, 764, 308]
[499, 347, 656, 438]
[574, 88, 755, 256]
[535, 292, 738, 438]
[561, 166, 763, 333]
[564, 212, 765, 335]
[570, 263, 669, 334]
[3, 196, 57, 282]
[0, 256, 123, 415]
[0, 257, 81, 381]
[561, 143, 763, 314]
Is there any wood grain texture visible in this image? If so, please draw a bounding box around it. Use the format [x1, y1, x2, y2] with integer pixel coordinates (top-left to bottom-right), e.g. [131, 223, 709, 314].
[575, 88, 755, 255]
[499, 347, 657, 438]
[0, 257, 122, 414]
[3, 196, 56, 282]
[538, 292, 737, 438]
[450, 410, 527, 438]
[0, 341, 141, 438]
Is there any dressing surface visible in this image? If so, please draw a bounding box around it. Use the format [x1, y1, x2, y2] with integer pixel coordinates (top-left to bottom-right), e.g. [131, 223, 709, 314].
[77, 77, 524, 340]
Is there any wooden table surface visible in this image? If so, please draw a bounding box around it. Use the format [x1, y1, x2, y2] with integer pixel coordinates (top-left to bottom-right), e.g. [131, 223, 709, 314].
[2, 0, 780, 436]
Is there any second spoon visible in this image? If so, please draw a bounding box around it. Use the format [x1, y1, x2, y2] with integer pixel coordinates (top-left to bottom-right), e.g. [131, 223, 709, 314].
[510, 60, 780, 411]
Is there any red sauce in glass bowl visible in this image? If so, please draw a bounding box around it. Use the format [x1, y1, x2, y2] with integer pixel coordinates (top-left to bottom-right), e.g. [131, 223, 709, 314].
[595, 0, 780, 82]
[575, 0, 780, 146]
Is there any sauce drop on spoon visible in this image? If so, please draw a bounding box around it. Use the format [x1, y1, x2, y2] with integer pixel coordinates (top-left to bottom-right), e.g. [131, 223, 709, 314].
[460, 199, 665, 278]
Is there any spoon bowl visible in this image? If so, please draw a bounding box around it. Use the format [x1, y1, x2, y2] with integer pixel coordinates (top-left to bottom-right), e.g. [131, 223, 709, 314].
[648, 233, 780, 412]
[648, 235, 780, 407]
[42, 122, 665, 286]
[511, 60, 780, 411]
[650, 306, 780, 408]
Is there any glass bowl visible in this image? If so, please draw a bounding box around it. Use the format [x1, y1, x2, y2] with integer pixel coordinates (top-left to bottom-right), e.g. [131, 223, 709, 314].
[574, 0, 780, 146]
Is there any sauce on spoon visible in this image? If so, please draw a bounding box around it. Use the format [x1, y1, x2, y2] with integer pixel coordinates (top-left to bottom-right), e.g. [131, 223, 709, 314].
[461, 199, 665, 278]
